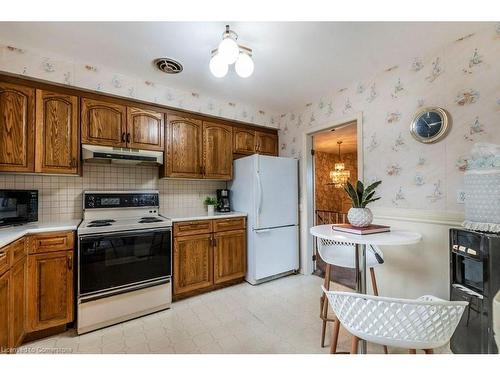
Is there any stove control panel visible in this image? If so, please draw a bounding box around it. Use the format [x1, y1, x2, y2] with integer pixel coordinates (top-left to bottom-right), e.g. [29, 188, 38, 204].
[84, 192, 159, 209]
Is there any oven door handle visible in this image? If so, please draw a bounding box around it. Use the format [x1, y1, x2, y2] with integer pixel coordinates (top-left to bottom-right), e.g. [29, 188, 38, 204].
[79, 227, 171, 240]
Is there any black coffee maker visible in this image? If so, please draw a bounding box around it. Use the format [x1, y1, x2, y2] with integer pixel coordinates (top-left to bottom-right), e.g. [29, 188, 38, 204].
[216, 189, 231, 212]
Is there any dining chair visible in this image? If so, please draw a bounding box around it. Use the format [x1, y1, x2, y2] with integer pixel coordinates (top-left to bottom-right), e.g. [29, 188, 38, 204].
[317, 238, 386, 352]
[324, 289, 468, 354]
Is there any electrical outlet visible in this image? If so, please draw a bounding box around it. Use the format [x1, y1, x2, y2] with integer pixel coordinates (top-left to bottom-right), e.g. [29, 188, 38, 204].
[457, 189, 466, 204]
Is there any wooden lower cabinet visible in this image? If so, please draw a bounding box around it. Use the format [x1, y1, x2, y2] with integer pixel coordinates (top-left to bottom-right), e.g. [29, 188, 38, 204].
[173, 234, 213, 296]
[9, 257, 26, 348]
[214, 229, 246, 284]
[27, 249, 73, 333]
[173, 218, 246, 299]
[0, 270, 10, 352]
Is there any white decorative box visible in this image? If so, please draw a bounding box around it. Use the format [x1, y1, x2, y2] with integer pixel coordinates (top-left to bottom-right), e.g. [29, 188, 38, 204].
[463, 143, 500, 233]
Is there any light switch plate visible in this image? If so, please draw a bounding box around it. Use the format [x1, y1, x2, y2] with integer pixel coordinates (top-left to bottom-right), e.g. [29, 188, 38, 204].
[457, 189, 466, 204]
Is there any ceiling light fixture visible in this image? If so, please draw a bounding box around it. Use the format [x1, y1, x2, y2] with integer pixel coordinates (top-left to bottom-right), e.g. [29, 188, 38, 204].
[210, 25, 254, 78]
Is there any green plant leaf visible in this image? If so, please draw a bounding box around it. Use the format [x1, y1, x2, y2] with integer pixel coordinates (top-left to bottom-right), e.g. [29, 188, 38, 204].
[362, 197, 381, 207]
[356, 180, 364, 199]
[345, 181, 360, 207]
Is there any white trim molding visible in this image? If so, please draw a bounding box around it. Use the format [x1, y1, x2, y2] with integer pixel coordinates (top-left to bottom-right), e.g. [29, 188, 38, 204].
[300, 112, 363, 275]
[372, 207, 464, 226]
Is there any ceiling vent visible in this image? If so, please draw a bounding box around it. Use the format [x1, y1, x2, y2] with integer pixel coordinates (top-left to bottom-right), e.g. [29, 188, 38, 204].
[154, 58, 183, 74]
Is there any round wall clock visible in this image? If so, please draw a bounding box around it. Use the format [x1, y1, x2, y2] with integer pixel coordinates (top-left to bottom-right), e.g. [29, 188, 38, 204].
[410, 107, 450, 144]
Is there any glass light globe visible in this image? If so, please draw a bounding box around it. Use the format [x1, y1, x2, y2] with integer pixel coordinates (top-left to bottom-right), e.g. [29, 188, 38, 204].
[235, 53, 254, 78]
[218, 37, 239, 65]
[209, 54, 228, 78]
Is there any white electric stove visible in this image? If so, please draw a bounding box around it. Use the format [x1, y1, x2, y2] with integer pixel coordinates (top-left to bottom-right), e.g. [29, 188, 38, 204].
[76, 190, 172, 334]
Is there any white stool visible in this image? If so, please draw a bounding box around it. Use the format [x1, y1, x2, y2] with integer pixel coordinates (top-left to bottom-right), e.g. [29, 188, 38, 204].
[324, 290, 468, 354]
[317, 238, 386, 353]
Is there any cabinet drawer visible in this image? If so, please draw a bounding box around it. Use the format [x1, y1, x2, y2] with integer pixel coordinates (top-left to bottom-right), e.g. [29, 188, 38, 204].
[213, 217, 246, 232]
[10, 237, 27, 265]
[0, 245, 10, 276]
[173, 220, 212, 237]
[28, 231, 75, 254]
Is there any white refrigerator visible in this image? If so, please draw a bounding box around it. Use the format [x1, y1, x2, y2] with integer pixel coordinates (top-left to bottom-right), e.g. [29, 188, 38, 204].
[229, 154, 299, 285]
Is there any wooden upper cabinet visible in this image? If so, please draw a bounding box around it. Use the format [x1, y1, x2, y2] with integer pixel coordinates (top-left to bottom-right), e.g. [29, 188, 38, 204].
[81, 98, 126, 147]
[173, 233, 213, 297]
[203, 122, 233, 180]
[165, 114, 203, 178]
[35, 90, 79, 174]
[256, 131, 278, 156]
[126, 107, 164, 151]
[0, 82, 35, 173]
[233, 128, 256, 155]
[214, 229, 246, 284]
[27, 250, 73, 332]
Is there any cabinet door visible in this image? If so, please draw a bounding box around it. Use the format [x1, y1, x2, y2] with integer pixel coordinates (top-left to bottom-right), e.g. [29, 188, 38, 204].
[256, 131, 278, 156]
[173, 234, 213, 296]
[81, 98, 126, 147]
[214, 230, 246, 284]
[233, 128, 256, 155]
[0, 82, 35, 173]
[27, 250, 73, 332]
[203, 122, 233, 180]
[165, 115, 203, 178]
[35, 90, 79, 174]
[126, 107, 164, 151]
[0, 271, 10, 352]
[9, 257, 26, 348]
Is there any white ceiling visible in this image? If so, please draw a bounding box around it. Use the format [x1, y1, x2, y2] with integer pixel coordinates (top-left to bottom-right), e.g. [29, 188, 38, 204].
[0, 22, 491, 112]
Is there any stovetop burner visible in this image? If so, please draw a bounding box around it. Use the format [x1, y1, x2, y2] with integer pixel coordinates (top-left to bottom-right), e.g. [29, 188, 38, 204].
[139, 217, 163, 223]
[87, 222, 112, 227]
[89, 219, 116, 224]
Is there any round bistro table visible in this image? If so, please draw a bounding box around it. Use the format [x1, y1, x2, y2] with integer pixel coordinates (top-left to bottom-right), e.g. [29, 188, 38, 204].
[310, 224, 422, 354]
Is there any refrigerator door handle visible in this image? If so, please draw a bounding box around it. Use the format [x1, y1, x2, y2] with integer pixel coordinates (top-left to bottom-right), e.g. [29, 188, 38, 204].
[254, 228, 271, 233]
[256, 170, 263, 221]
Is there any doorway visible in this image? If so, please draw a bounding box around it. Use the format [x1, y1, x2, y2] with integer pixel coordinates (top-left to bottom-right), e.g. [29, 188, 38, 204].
[311, 121, 359, 288]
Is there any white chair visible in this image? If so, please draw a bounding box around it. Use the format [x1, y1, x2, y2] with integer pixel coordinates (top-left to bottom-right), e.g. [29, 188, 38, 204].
[324, 289, 468, 354]
[317, 238, 385, 352]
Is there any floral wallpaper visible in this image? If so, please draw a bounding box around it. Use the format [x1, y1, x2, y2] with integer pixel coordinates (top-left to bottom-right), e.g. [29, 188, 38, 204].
[315, 151, 357, 213]
[278, 23, 500, 213]
[0, 42, 281, 128]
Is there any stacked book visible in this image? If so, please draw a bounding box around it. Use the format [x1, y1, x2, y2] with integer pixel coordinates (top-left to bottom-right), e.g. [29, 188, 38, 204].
[332, 224, 390, 235]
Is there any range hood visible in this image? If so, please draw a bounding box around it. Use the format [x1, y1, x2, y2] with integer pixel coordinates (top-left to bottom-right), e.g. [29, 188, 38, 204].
[82, 144, 163, 165]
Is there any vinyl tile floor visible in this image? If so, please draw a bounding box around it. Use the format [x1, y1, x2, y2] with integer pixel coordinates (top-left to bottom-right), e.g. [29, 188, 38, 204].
[16, 274, 451, 354]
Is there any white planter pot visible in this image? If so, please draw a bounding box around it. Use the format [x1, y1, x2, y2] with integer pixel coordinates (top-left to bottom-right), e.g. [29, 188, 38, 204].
[347, 208, 373, 227]
[207, 205, 215, 216]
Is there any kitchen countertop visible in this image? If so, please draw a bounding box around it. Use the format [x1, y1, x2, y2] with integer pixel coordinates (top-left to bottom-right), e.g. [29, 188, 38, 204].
[162, 210, 247, 223]
[0, 220, 81, 248]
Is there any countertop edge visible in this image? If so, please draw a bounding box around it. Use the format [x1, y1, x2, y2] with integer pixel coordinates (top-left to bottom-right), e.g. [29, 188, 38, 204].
[165, 212, 247, 223]
[0, 221, 81, 248]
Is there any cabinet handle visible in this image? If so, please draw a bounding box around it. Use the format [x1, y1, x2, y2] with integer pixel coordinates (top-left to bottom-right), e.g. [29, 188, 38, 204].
[213, 237, 217, 247]
[121, 132, 126, 142]
[67, 256, 73, 271]
[70, 157, 77, 168]
[126, 133, 131, 143]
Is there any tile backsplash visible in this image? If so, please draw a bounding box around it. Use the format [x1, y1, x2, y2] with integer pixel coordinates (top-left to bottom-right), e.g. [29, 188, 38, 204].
[0, 163, 225, 222]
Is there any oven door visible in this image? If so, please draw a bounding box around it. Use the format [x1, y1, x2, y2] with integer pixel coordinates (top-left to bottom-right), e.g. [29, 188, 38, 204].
[78, 228, 171, 298]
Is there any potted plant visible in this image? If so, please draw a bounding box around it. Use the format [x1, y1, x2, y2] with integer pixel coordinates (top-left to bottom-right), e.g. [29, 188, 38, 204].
[204, 196, 218, 216]
[344, 180, 381, 227]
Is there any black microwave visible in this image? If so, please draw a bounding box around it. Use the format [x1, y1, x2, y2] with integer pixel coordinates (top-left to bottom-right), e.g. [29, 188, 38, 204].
[0, 190, 38, 227]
